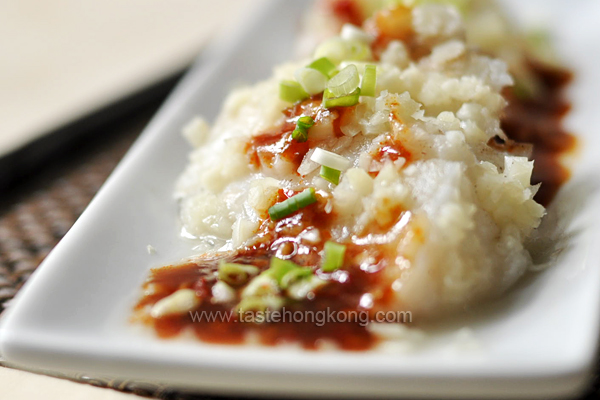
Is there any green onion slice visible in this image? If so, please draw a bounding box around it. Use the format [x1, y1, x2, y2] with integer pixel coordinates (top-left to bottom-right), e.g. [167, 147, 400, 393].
[321, 241, 346, 272]
[292, 128, 308, 143]
[320, 165, 341, 185]
[218, 261, 259, 286]
[345, 39, 373, 61]
[292, 116, 315, 143]
[297, 115, 315, 130]
[361, 64, 377, 97]
[267, 257, 301, 284]
[265, 258, 314, 289]
[295, 67, 328, 95]
[236, 297, 269, 315]
[280, 266, 313, 289]
[307, 57, 338, 78]
[314, 37, 349, 64]
[268, 188, 317, 221]
[323, 88, 360, 108]
[310, 147, 351, 171]
[236, 296, 285, 321]
[279, 80, 309, 103]
[327, 64, 360, 97]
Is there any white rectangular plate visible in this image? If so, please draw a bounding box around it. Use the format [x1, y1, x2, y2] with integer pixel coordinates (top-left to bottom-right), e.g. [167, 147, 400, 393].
[2, 0, 600, 398]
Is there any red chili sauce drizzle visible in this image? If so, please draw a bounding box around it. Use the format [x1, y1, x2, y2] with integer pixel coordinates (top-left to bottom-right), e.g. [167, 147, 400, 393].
[367, 134, 413, 176]
[246, 97, 319, 170]
[327, 0, 364, 26]
[246, 95, 352, 173]
[135, 190, 402, 350]
[501, 61, 576, 206]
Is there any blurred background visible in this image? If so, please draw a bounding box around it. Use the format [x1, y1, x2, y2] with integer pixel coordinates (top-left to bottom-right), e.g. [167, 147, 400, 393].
[0, 0, 250, 190]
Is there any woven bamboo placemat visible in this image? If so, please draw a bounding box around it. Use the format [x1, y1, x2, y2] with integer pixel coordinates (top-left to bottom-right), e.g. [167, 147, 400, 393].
[0, 102, 598, 399]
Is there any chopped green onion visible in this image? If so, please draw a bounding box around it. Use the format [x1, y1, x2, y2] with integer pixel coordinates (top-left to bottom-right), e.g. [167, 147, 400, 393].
[310, 147, 351, 171]
[361, 64, 377, 97]
[295, 67, 328, 95]
[321, 241, 346, 272]
[263, 257, 316, 289]
[345, 39, 373, 61]
[268, 188, 317, 221]
[320, 165, 341, 185]
[297, 115, 315, 130]
[236, 296, 285, 318]
[292, 128, 308, 142]
[236, 296, 285, 321]
[323, 88, 360, 108]
[267, 257, 301, 284]
[314, 37, 350, 64]
[280, 266, 313, 289]
[279, 80, 309, 103]
[291, 116, 315, 143]
[236, 297, 269, 315]
[327, 64, 360, 97]
[218, 261, 259, 286]
[339, 61, 370, 74]
[314, 37, 372, 64]
[308, 57, 338, 78]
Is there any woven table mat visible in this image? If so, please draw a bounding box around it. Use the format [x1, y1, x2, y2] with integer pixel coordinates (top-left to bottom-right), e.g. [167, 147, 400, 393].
[0, 101, 598, 399]
[0, 106, 150, 311]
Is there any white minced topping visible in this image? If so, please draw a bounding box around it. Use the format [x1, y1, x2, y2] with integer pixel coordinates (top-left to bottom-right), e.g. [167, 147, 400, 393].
[211, 281, 236, 304]
[175, 4, 545, 319]
[310, 147, 352, 171]
[150, 289, 201, 319]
